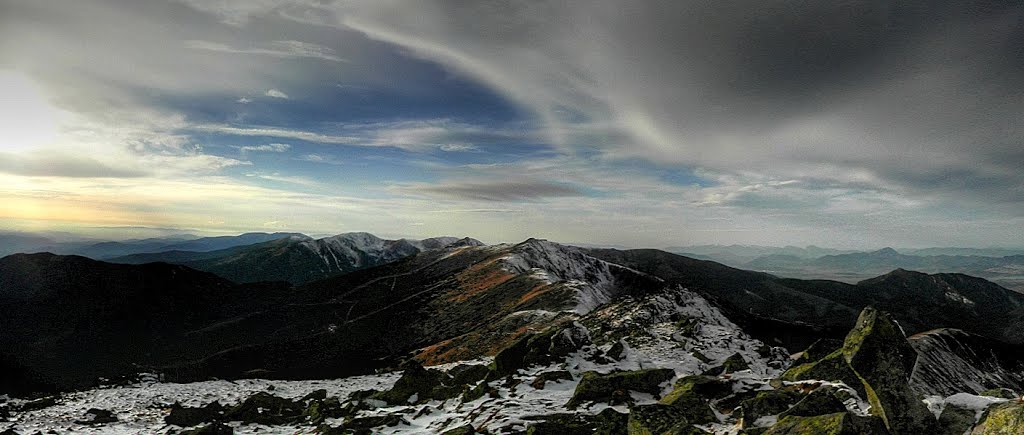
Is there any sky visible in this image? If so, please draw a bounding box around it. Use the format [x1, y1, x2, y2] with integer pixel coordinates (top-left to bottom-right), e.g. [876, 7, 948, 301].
[1, 0, 1023, 248]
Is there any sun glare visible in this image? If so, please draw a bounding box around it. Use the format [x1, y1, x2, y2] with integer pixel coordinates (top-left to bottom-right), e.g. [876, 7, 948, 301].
[0, 71, 62, 151]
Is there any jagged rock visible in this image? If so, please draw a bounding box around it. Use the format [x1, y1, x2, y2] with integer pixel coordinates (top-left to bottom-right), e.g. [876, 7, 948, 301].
[764, 412, 889, 434]
[524, 409, 628, 434]
[165, 401, 224, 427]
[222, 392, 304, 425]
[347, 389, 379, 402]
[627, 404, 708, 434]
[703, 352, 750, 376]
[0, 429, 19, 435]
[441, 424, 477, 435]
[972, 400, 1024, 434]
[981, 388, 1018, 400]
[779, 386, 848, 419]
[177, 422, 234, 435]
[937, 404, 977, 435]
[566, 369, 675, 409]
[740, 390, 803, 428]
[781, 307, 937, 434]
[373, 361, 461, 405]
[841, 307, 936, 434]
[531, 370, 573, 390]
[74, 408, 117, 425]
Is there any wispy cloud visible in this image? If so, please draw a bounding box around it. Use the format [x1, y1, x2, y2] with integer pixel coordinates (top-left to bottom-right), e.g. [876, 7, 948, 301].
[264, 89, 289, 99]
[185, 40, 347, 62]
[397, 180, 585, 202]
[237, 143, 291, 153]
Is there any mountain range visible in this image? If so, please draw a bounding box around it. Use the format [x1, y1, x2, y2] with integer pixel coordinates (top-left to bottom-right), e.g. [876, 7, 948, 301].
[4, 235, 1024, 433]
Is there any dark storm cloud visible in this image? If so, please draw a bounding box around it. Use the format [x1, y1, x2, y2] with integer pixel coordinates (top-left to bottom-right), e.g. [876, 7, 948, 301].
[335, 0, 1024, 209]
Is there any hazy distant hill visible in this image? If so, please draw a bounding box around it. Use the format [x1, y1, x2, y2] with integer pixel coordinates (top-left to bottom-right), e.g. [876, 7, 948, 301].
[110, 232, 484, 284]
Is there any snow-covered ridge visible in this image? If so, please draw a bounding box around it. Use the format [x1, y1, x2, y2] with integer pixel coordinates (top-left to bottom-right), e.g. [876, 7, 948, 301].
[498, 238, 662, 314]
[299, 232, 479, 270]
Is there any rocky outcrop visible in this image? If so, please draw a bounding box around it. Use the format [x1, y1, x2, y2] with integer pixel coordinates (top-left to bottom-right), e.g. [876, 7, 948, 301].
[781, 306, 937, 434]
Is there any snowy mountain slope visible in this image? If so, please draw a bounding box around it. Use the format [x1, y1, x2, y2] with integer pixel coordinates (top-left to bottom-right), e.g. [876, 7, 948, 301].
[1, 285, 791, 434]
[909, 328, 1024, 397]
[109, 232, 483, 284]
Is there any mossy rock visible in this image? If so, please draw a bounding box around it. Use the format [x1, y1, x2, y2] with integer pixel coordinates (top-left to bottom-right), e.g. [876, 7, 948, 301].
[972, 400, 1024, 434]
[177, 422, 234, 435]
[566, 368, 675, 409]
[980, 388, 1018, 400]
[936, 403, 977, 435]
[627, 404, 708, 434]
[223, 392, 304, 425]
[525, 408, 628, 435]
[764, 412, 889, 434]
[303, 396, 351, 425]
[531, 370, 573, 390]
[779, 350, 866, 399]
[165, 401, 224, 427]
[0, 429, 20, 435]
[841, 307, 936, 435]
[741, 390, 804, 428]
[703, 352, 750, 376]
[339, 414, 409, 432]
[779, 387, 848, 419]
[792, 339, 844, 367]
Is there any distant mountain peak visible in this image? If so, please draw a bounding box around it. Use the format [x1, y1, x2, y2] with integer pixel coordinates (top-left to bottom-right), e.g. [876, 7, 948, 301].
[874, 247, 901, 256]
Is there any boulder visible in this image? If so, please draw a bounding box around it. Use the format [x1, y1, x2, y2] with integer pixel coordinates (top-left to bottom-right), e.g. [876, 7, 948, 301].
[566, 369, 675, 409]
[937, 403, 977, 435]
[763, 412, 889, 434]
[531, 370, 573, 390]
[524, 409, 628, 435]
[222, 392, 304, 425]
[178, 422, 234, 435]
[740, 390, 803, 428]
[165, 401, 224, 427]
[779, 387, 848, 419]
[703, 352, 751, 376]
[373, 361, 461, 405]
[971, 400, 1024, 434]
[627, 404, 708, 434]
[74, 408, 117, 425]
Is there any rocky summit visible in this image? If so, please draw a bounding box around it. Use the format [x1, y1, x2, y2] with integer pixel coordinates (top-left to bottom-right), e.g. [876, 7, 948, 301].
[2, 238, 1024, 434]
